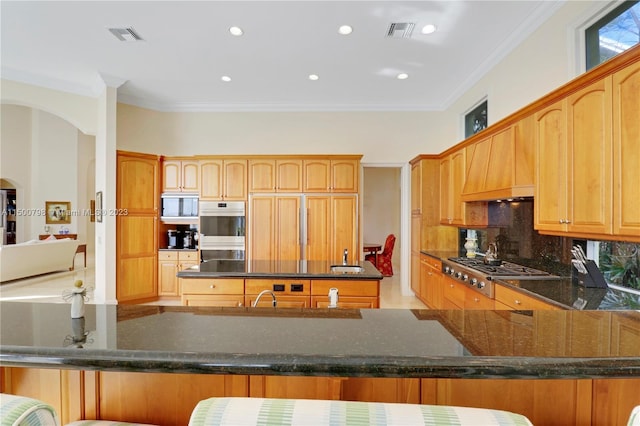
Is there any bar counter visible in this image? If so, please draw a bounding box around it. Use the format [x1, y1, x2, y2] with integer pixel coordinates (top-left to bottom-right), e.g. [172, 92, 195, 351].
[1, 302, 639, 379]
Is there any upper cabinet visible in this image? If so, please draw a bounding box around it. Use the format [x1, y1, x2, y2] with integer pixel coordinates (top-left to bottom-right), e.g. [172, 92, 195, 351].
[199, 158, 247, 201]
[162, 159, 199, 193]
[613, 60, 640, 239]
[461, 116, 535, 202]
[535, 78, 613, 236]
[303, 158, 359, 193]
[249, 158, 303, 193]
[440, 150, 487, 227]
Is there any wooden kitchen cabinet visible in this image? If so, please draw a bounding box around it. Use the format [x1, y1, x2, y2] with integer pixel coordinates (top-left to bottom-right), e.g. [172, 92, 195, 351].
[411, 216, 422, 296]
[162, 158, 199, 193]
[439, 150, 487, 227]
[306, 195, 358, 264]
[248, 158, 303, 193]
[199, 158, 247, 200]
[181, 278, 245, 307]
[249, 195, 301, 262]
[311, 279, 379, 308]
[158, 250, 199, 297]
[494, 284, 561, 310]
[420, 255, 443, 309]
[116, 151, 160, 303]
[245, 278, 310, 308]
[535, 77, 613, 236]
[613, 60, 640, 239]
[303, 158, 359, 193]
[441, 275, 465, 309]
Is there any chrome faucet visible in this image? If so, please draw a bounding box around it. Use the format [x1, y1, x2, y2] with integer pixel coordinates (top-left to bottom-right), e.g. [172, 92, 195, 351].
[253, 289, 277, 307]
[343, 248, 348, 265]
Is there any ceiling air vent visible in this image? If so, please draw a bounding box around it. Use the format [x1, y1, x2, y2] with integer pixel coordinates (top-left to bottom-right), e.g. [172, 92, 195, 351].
[108, 27, 143, 42]
[387, 22, 415, 38]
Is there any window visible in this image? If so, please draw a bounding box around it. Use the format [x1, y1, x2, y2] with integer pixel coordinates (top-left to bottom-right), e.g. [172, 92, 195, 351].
[589, 240, 640, 291]
[586, 0, 640, 70]
[464, 100, 488, 138]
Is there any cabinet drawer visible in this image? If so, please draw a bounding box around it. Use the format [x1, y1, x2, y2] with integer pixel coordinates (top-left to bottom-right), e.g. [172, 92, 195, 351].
[245, 279, 311, 295]
[178, 251, 198, 261]
[182, 294, 244, 307]
[495, 285, 560, 310]
[158, 251, 179, 261]
[311, 280, 379, 297]
[181, 278, 244, 295]
[421, 256, 442, 271]
[442, 277, 465, 309]
[246, 295, 310, 308]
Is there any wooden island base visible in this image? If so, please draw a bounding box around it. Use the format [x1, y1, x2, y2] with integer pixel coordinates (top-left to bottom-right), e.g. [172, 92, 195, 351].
[2, 367, 638, 426]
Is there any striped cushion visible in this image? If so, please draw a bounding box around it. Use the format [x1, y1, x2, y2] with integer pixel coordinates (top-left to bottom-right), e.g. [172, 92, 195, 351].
[188, 397, 533, 426]
[629, 406, 640, 426]
[0, 393, 60, 426]
[66, 422, 158, 425]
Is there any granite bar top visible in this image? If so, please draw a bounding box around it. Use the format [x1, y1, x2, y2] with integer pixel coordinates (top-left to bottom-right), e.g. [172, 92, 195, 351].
[1, 302, 639, 379]
[177, 260, 383, 280]
[421, 250, 640, 310]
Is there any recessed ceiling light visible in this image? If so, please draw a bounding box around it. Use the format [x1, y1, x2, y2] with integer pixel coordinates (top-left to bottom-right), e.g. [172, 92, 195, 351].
[308, 74, 319, 81]
[397, 73, 409, 80]
[421, 24, 437, 35]
[221, 76, 232, 82]
[338, 25, 353, 35]
[229, 26, 243, 36]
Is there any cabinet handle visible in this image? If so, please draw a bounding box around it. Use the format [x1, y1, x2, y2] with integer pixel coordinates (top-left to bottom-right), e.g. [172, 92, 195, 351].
[559, 219, 565, 224]
[515, 299, 522, 305]
[209, 284, 216, 289]
[474, 297, 479, 302]
[450, 284, 454, 288]
[565, 220, 571, 224]
[238, 302, 243, 307]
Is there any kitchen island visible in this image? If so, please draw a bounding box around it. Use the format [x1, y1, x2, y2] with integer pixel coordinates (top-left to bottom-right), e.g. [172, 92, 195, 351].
[1, 302, 639, 425]
[177, 260, 383, 308]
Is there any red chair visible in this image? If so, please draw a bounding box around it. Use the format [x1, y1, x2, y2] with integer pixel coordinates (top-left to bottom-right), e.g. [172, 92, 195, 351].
[365, 234, 396, 277]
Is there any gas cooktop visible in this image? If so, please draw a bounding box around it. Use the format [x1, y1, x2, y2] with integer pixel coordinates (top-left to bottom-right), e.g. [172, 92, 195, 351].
[447, 257, 560, 280]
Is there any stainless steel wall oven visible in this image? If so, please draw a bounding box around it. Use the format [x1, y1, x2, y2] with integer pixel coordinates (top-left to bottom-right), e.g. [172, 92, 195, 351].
[199, 201, 245, 271]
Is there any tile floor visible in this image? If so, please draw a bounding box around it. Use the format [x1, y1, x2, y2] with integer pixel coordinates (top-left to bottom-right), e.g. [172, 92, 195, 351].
[0, 254, 427, 309]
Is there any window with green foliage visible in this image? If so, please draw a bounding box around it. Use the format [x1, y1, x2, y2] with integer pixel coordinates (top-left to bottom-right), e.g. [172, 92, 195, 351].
[594, 241, 640, 291]
[586, 0, 640, 70]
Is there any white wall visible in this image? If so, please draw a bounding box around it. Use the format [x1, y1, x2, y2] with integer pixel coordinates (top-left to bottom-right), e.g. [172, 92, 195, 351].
[0, 106, 95, 242]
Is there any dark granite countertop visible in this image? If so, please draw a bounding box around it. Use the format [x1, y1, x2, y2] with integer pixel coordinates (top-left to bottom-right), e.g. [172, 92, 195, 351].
[1, 302, 639, 379]
[421, 250, 640, 311]
[177, 260, 383, 280]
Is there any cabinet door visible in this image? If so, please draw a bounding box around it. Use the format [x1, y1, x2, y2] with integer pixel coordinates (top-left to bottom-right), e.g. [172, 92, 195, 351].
[182, 294, 244, 307]
[158, 251, 178, 296]
[330, 196, 358, 264]
[276, 159, 303, 192]
[613, 61, 640, 238]
[181, 161, 200, 192]
[250, 196, 275, 261]
[566, 77, 612, 235]
[275, 196, 301, 261]
[306, 196, 330, 261]
[464, 287, 494, 310]
[249, 159, 276, 192]
[118, 155, 159, 214]
[535, 100, 568, 233]
[162, 160, 181, 192]
[442, 276, 464, 309]
[200, 160, 223, 200]
[411, 218, 422, 295]
[450, 150, 466, 225]
[303, 159, 331, 192]
[331, 159, 359, 192]
[439, 156, 452, 224]
[117, 215, 158, 302]
[223, 160, 247, 200]
[410, 162, 422, 215]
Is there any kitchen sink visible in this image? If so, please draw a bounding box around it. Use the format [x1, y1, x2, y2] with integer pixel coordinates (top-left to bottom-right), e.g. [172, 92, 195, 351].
[330, 265, 364, 273]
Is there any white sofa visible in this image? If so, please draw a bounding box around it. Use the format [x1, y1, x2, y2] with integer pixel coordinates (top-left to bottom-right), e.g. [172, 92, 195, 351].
[0, 238, 79, 282]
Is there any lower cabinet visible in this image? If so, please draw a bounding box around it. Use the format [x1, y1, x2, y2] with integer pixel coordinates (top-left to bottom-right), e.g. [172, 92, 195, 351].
[181, 278, 245, 307]
[494, 284, 561, 310]
[311, 279, 380, 308]
[158, 251, 198, 297]
[4, 367, 638, 426]
[245, 278, 311, 308]
[441, 275, 465, 309]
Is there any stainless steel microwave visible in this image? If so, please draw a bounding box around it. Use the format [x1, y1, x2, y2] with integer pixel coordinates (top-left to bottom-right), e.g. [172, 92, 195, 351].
[160, 193, 198, 220]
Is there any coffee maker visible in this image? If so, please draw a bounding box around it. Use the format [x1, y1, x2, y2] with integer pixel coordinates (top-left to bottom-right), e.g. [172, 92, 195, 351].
[167, 230, 178, 249]
[183, 230, 197, 249]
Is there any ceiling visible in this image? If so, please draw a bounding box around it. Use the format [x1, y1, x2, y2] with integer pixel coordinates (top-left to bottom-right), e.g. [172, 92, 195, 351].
[1, 1, 564, 112]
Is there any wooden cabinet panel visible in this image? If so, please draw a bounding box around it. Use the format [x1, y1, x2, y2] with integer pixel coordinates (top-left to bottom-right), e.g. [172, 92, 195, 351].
[495, 285, 560, 310]
[249, 376, 343, 400]
[182, 294, 245, 307]
[441, 275, 464, 309]
[306, 195, 358, 263]
[420, 255, 443, 309]
[276, 159, 303, 192]
[592, 378, 640, 426]
[430, 378, 593, 426]
[440, 151, 487, 227]
[341, 378, 420, 404]
[312, 296, 378, 309]
[247, 295, 310, 308]
[117, 152, 160, 303]
[303, 158, 359, 193]
[98, 372, 248, 425]
[249, 196, 301, 262]
[411, 216, 421, 296]
[162, 159, 199, 193]
[181, 278, 244, 295]
[613, 60, 640, 239]
[311, 280, 379, 297]
[199, 158, 247, 200]
[463, 287, 494, 310]
[610, 313, 640, 356]
[158, 251, 179, 296]
[248, 159, 276, 192]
